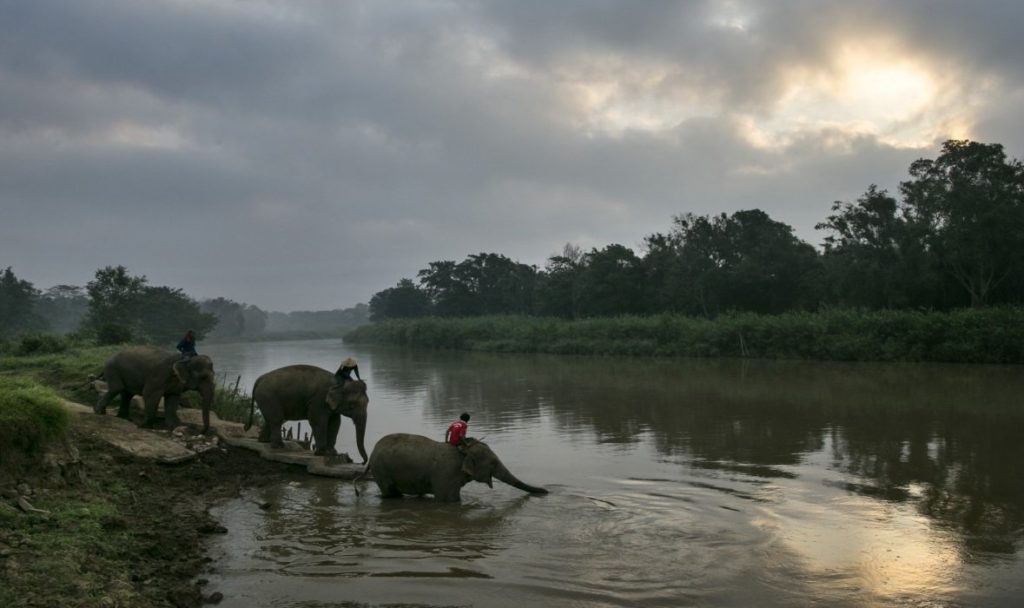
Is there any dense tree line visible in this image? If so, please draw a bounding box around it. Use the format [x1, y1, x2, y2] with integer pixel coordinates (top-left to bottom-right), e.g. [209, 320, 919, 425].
[370, 140, 1024, 321]
[0, 265, 368, 346]
[0, 267, 47, 339]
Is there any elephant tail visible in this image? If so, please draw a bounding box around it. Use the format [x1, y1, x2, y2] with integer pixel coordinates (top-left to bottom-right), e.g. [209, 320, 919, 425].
[244, 381, 258, 431]
[352, 457, 372, 497]
[74, 369, 105, 392]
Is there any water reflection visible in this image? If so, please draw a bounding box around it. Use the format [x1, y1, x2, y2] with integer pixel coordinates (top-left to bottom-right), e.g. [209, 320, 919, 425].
[203, 341, 1024, 606]
[230, 479, 531, 581]
[389, 351, 1024, 559]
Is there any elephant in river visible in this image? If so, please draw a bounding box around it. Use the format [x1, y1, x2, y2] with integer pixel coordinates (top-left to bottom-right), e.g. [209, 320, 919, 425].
[245, 365, 369, 462]
[94, 346, 216, 433]
[355, 433, 548, 502]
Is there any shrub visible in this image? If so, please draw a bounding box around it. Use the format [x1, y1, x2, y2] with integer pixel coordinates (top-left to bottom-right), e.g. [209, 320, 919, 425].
[15, 332, 71, 356]
[210, 374, 258, 425]
[95, 323, 134, 346]
[0, 376, 71, 455]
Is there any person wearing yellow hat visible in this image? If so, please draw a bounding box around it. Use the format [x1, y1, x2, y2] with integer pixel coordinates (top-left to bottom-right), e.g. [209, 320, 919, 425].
[335, 357, 361, 383]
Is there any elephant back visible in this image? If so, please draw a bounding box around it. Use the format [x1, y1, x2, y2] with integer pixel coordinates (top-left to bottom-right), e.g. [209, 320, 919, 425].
[253, 364, 336, 406]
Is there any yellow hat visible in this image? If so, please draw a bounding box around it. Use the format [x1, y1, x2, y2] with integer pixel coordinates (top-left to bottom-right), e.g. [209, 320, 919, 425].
[341, 357, 358, 368]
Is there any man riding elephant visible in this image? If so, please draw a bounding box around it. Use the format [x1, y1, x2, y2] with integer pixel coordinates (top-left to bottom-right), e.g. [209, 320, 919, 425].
[247, 364, 369, 462]
[95, 345, 216, 433]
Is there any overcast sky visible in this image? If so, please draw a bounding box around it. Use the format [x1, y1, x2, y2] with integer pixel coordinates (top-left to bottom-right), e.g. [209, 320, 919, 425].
[3, 1, 1023, 311]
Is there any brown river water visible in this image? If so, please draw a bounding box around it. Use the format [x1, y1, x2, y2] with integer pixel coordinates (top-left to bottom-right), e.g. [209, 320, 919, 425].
[199, 339, 1024, 607]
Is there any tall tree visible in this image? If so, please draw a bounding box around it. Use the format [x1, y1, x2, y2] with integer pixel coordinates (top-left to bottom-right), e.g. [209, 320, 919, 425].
[418, 260, 476, 316]
[84, 265, 215, 344]
[464, 253, 537, 315]
[0, 267, 45, 338]
[241, 304, 268, 336]
[137, 286, 216, 344]
[668, 210, 819, 315]
[900, 140, 1024, 307]
[369, 278, 432, 320]
[416, 253, 537, 317]
[35, 285, 89, 334]
[816, 186, 939, 308]
[535, 244, 584, 318]
[84, 265, 148, 341]
[575, 244, 644, 317]
[200, 297, 247, 338]
[640, 232, 688, 314]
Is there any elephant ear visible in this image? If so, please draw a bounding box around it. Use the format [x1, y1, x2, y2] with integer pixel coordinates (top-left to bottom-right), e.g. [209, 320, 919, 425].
[325, 384, 341, 411]
[171, 360, 188, 385]
[460, 442, 493, 488]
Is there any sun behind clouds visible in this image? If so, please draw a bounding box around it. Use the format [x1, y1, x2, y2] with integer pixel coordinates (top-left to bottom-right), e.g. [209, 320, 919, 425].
[749, 41, 971, 149]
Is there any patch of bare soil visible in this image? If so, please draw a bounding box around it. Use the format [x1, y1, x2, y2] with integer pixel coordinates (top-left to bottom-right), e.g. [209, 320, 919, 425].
[0, 423, 300, 608]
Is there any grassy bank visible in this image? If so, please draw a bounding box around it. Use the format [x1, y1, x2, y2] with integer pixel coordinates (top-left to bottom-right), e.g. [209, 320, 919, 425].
[0, 377, 71, 465]
[343, 307, 1024, 364]
[1, 344, 253, 424]
[0, 345, 286, 607]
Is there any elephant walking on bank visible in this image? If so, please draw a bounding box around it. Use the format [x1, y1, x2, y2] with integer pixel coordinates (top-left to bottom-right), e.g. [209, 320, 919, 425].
[94, 346, 216, 433]
[356, 433, 548, 502]
[245, 365, 369, 463]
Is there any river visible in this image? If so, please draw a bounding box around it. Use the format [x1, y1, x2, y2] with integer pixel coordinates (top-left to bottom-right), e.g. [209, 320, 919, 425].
[199, 339, 1024, 607]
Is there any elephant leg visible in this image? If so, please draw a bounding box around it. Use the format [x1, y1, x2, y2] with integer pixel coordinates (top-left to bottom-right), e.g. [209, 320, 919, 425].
[258, 419, 271, 443]
[164, 394, 181, 429]
[433, 477, 462, 502]
[324, 413, 341, 455]
[141, 389, 162, 428]
[375, 479, 403, 499]
[312, 412, 333, 456]
[269, 420, 284, 448]
[94, 387, 115, 415]
[117, 391, 133, 419]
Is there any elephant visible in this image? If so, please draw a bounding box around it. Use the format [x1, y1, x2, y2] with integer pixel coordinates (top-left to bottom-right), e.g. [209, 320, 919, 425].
[245, 365, 369, 462]
[94, 346, 216, 433]
[355, 433, 548, 502]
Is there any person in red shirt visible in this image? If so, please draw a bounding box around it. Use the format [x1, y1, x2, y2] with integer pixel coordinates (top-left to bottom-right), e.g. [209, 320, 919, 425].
[445, 412, 470, 446]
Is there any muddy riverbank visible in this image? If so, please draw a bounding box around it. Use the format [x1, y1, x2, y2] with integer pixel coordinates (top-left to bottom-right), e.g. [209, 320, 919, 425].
[0, 421, 301, 608]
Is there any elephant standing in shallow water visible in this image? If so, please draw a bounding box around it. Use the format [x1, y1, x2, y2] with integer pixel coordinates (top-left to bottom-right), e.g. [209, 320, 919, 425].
[356, 433, 548, 502]
[246, 365, 369, 462]
[94, 346, 216, 433]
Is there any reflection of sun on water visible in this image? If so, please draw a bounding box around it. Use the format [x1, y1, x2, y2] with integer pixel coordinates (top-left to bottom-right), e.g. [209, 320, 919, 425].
[758, 439, 964, 602]
[759, 497, 964, 600]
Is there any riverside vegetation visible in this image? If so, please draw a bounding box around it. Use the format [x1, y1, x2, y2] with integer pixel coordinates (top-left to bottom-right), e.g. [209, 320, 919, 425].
[0, 342, 280, 608]
[344, 307, 1024, 365]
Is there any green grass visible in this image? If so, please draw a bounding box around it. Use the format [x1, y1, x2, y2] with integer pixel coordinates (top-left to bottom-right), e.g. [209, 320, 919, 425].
[344, 307, 1024, 364]
[0, 496, 138, 607]
[0, 345, 118, 405]
[0, 344, 115, 374]
[0, 376, 71, 454]
[211, 374, 257, 424]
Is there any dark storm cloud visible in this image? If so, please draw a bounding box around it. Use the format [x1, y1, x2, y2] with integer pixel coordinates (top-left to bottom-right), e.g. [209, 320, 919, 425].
[2, 0, 1023, 310]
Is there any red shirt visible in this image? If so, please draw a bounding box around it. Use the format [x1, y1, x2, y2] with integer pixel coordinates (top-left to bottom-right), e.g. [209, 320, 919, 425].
[446, 420, 468, 446]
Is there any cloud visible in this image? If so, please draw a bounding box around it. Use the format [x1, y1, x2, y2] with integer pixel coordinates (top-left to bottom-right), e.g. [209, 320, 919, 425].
[2, 0, 1023, 310]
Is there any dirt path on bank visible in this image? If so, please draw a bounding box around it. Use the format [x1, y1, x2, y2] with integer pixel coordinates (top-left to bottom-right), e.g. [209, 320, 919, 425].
[0, 419, 302, 608]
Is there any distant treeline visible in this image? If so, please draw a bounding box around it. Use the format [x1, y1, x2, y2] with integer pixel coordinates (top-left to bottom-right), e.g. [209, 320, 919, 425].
[344, 308, 1024, 364]
[368, 140, 1024, 322]
[0, 265, 368, 351]
[200, 298, 369, 341]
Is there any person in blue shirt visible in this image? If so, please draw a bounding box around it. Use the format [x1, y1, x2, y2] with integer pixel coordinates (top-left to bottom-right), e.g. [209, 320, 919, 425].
[335, 357, 361, 383]
[177, 329, 197, 359]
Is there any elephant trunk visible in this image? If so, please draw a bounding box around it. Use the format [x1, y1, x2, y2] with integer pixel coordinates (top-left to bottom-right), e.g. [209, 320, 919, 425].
[494, 463, 548, 495]
[354, 412, 368, 464]
[199, 382, 215, 433]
